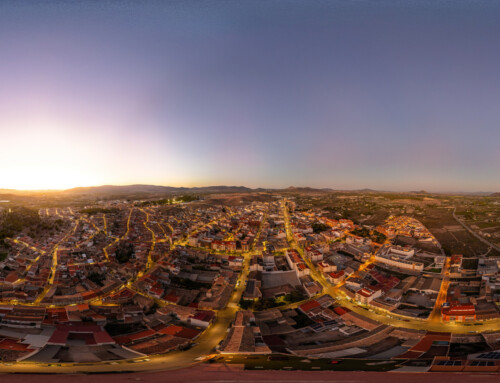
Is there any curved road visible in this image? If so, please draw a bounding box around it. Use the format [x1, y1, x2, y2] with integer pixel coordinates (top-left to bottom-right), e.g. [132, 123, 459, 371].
[281, 200, 500, 333]
[1, 202, 500, 374]
[0, 250, 252, 374]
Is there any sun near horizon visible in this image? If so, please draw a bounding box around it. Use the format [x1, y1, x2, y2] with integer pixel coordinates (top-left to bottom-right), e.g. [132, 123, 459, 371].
[1, 0, 500, 192]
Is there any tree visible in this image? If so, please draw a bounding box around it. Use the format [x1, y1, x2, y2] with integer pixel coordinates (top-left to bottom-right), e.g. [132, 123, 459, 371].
[115, 242, 135, 263]
[238, 298, 253, 310]
[284, 289, 305, 303]
[88, 272, 105, 286]
[312, 222, 329, 233]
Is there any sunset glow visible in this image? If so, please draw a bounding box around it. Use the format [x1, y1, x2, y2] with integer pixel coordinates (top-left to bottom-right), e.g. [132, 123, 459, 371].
[1, 1, 500, 378]
[1, 0, 499, 192]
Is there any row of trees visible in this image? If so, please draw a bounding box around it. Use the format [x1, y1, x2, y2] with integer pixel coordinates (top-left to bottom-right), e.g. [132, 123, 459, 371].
[350, 227, 387, 244]
[239, 289, 306, 311]
[311, 222, 330, 233]
[80, 207, 119, 215]
[0, 206, 54, 240]
[135, 195, 200, 207]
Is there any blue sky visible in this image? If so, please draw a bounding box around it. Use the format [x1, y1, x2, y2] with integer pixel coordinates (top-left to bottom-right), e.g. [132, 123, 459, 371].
[1, 0, 499, 191]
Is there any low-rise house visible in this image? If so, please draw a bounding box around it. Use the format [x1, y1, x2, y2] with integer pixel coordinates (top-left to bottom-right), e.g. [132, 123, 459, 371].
[355, 288, 382, 304]
[441, 304, 476, 322]
[243, 279, 262, 300]
[327, 270, 345, 285]
[188, 310, 215, 328]
[219, 311, 271, 354]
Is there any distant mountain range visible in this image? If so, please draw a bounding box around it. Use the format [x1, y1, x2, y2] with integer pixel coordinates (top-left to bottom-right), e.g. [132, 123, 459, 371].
[62, 184, 266, 195]
[1, 184, 499, 197]
[61, 184, 340, 196]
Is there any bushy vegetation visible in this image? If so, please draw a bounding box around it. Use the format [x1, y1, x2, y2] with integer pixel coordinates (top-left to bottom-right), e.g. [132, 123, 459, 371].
[351, 227, 371, 238]
[239, 297, 286, 311]
[80, 207, 119, 215]
[371, 230, 387, 244]
[177, 195, 200, 202]
[135, 195, 199, 207]
[350, 227, 387, 243]
[0, 207, 54, 240]
[239, 290, 305, 311]
[284, 289, 306, 303]
[115, 242, 135, 263]
[292, 311, 315, 328]
[88, 272, 106, 286]
[170, 275, 211, 290]
[312, 222, 330, 233]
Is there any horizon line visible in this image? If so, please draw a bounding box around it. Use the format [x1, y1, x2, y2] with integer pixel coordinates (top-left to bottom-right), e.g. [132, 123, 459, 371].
[0, 183, 497, 195]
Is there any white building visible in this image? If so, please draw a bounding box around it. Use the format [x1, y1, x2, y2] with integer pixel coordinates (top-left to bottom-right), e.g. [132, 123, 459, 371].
[435, 256, 446, 268]
[374, 253, 423, 272]
[355, 288, 382, 304]
[389, 245, 415, 258]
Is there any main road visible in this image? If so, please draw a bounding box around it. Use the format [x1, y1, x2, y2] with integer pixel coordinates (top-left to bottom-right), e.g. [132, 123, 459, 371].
[0, 244, 253, 374]
[1, 202, 499, 374]
[280, 199, 500, 333]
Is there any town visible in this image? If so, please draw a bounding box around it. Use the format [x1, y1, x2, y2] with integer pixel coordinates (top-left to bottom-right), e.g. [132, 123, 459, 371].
[0, 189, 499, 373]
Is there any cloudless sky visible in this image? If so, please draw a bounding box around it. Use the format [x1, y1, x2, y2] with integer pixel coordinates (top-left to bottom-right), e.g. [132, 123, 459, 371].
[1, 0, 499, 191]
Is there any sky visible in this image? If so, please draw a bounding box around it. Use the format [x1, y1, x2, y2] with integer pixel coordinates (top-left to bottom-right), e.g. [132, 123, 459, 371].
[0, 0, 499, 192]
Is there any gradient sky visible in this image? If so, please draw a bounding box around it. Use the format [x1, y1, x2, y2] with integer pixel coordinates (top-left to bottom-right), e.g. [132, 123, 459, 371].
[1, 0, 499, 192]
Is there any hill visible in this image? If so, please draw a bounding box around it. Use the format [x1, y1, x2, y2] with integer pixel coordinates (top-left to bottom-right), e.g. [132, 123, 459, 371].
[283, 186, 332, 193]
[62, 184, 259, 195]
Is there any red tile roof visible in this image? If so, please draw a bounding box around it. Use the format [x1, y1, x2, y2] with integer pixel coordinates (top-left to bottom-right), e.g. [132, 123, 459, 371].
[175, 328, 200, 339]
[191, 310, 215, 323]
[158, 325, 183, 336]
[334, 307, 349, 315]
[127, 329, 156, 341]
[329, 270, 345, 279]
[442, 304, 475, 316]
[0, 339, 33, 351]
[299, 300, 321, 313]
[356, 288, 375, 298]
[48, 323, 114, 346]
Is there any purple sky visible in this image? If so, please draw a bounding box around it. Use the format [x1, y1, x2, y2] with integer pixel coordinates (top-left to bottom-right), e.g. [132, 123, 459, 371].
[1, 0, 499, 191]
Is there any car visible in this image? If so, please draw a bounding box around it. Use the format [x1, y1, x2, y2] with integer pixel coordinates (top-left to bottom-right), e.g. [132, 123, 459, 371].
[330, 360, 340, 364]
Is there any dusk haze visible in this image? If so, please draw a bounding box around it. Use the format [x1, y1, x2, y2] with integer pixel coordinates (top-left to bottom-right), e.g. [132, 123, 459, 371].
[1, 0, 499, 191]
